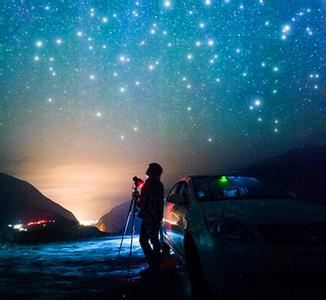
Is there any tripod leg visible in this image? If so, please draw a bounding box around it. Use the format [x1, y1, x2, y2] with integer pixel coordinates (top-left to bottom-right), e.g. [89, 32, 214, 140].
[117, 197, 134, 257]
[129, 196, 137, 258]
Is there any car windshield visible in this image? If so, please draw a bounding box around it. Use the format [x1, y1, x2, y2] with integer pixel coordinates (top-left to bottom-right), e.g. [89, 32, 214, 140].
[193, 176, 293, 201]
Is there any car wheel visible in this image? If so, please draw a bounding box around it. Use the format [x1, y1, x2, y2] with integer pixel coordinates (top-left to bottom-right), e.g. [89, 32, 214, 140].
[184, 234, 211, 299]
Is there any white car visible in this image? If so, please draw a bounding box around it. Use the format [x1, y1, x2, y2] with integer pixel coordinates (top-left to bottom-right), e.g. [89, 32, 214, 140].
[162, 176, 326, 298]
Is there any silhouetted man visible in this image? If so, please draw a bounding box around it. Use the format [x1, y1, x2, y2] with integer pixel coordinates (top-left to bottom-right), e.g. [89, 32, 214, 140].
[138, 163, 164, 275]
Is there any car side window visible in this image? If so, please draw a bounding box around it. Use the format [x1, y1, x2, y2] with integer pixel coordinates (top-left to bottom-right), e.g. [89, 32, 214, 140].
[167, 182, 184, 203]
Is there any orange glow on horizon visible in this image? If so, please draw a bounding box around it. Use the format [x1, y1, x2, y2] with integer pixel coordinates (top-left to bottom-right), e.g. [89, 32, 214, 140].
[23, 164, 137, 221]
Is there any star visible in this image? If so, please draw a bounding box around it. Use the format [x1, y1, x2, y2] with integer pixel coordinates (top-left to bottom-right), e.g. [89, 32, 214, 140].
[102, 17, 109, 23]
[163, 0, 172, 8]
[35, 40, 43, 48]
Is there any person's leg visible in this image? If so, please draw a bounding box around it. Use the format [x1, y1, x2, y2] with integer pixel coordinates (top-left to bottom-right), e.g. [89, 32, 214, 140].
[139, 221, 154, 262]
[149, 223, 161, 271]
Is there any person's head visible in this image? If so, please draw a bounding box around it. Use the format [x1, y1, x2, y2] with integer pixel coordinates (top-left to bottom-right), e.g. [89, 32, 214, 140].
[146, 163, 163, 179]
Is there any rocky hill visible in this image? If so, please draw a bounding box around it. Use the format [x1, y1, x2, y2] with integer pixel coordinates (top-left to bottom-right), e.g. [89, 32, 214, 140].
[0, 173, 106, 242]
[97, 202, 141, 234]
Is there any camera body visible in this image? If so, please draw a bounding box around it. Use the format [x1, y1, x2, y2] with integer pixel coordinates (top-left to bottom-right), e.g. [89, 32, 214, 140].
[132, 176, 144, 188]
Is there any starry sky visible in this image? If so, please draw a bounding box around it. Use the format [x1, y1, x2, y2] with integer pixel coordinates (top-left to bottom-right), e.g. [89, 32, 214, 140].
[0, 0, 324, 221]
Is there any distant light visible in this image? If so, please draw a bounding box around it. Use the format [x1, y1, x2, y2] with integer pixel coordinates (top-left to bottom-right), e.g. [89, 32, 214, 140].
[77, 31, 83, 37]
[102, 17, 109, 23]
[56, 38, 63, 45]
[27, 219, 49, 226]
[13, 224, 27, 231]
[96, 112, 102, 117]
[120, 135, 125, 140]
[80, 220, 98, 226]
[89, 74, 95, 80]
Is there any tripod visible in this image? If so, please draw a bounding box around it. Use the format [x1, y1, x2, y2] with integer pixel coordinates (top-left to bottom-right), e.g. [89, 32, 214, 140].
[117, 180, 141, 260]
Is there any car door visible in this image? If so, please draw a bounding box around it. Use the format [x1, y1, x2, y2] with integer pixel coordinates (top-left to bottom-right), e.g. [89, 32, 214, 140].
[163, 181, 190, 255]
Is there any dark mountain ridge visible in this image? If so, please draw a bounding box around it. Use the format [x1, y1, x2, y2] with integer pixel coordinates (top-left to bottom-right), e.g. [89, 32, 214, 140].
[240, 144, 325, 204]
[0, 173, 106, 242]
[0, 173, 78, 227]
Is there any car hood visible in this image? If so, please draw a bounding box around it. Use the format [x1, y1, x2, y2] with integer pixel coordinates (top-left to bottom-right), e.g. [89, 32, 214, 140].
[201, 199, 326, 225]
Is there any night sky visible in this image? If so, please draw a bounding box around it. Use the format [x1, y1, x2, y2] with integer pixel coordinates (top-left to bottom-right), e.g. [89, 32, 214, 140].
[0, 1, 324, 221]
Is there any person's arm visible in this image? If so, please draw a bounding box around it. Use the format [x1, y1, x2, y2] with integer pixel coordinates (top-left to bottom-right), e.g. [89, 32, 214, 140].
[139, 181, 152, 219]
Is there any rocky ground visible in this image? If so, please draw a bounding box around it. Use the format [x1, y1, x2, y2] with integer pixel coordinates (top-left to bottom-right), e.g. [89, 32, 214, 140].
[0, 236, 191, 300]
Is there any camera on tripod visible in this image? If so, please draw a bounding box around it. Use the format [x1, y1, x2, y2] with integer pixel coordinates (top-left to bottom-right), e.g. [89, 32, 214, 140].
[132, 176, 144, 189]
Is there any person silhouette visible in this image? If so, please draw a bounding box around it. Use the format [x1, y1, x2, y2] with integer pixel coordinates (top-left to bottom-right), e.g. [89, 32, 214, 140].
[138, 163, 164, 276]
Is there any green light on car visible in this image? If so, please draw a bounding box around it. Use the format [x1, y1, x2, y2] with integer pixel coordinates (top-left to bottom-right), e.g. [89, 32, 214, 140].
[218, 176, 228, 184]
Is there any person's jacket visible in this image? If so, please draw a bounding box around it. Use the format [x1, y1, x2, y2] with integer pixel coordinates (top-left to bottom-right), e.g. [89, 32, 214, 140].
[138, 177, 164, 223]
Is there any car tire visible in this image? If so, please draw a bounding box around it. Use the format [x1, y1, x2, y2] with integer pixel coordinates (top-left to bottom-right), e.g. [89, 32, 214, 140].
[184, 234, 211, 299]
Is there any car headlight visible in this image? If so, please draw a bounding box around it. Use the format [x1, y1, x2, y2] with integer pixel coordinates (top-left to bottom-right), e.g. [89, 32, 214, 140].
[205, 215, 255, 243]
